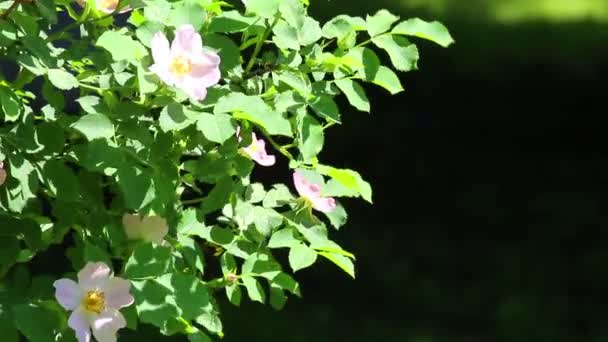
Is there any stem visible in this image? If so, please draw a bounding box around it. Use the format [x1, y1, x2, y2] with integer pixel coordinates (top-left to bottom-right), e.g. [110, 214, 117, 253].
[259, 130, 295, 161]
[78, 82, 103, 93]
[181, 197, 204, 206]
[244, 14, 280, 74]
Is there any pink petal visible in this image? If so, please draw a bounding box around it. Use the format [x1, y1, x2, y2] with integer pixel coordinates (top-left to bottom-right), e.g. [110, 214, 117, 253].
[179, 76, 208, 100]
[293, 171, 313, 199]
[78, 262, 111, 290]
[151, 32, 171, 68]
[53, 278, 83, 310]
[91, 308, 127, 342]
[312, 197, 337, 213]
[252, 151, 276, 166]
[190, 51, 221, 87]
[149, 64, 175, 86]
[68, 310, 92, 342]
[103, 278, 134, 309]
[171, 24, 203, 56]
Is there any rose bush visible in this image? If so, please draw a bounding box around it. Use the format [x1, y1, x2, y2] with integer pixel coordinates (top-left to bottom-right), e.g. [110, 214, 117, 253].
[0, 0, 453, 340]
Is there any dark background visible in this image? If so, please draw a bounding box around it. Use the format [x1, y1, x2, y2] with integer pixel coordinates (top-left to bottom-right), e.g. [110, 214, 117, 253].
[220, 1, 608, 341]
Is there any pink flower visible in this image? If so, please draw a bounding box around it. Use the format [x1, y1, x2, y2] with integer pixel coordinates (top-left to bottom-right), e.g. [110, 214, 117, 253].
[293, 171, 337, 213]
[237, 127, 276, 166]
[76, 0, 131, 14]
[122, 213, 168, 244]
[149, 25, 221, 101]
[0, 161, 6, 186]
[53, 262, 134, 342]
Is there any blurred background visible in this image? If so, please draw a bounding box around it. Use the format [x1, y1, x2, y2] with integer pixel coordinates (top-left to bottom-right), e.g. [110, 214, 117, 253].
[219, 0, 608, 341]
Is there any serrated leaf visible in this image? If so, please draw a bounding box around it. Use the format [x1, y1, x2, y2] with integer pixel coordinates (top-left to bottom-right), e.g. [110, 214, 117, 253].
[392, 18, 455, 47]
[71, 114, 114, 140]
[215, 93, 292, 137]
[246, 0, 280, 18]
[242, 276, 265, 303]
[335, 79, 370, 112]
[124, 243, 172, 278]
[310, 94, 340, 123]
[97, 30, 148, 61]
[268, 228, 299, 249]
[196, 112, 235, 144]
[0, 87, 21, 121]
[366, 9, 399, 36]
[47, 69, 78, 90]
[289, 243, 317, 272]
[372, 35, 419, 72]
[319, 251, 355, 278]
[297, 113, 324, 161]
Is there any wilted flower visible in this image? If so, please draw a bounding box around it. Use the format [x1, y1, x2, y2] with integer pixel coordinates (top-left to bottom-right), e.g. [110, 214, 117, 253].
[53, 262, 134, 342]
[76, 0, 131, 14]
[293, 171, 337, 213]
[237, 127, 276, 166]
[150, 24, 221, 100]
[122, 213, 168, 244]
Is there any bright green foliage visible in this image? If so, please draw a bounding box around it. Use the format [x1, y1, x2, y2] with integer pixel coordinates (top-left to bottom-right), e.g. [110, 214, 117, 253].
[0, 0, 451, 340]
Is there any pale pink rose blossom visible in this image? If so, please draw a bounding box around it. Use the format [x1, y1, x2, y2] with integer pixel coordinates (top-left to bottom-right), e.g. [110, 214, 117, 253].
[149, 24, 221, 101]
[293, 171, 337, 213]
[236, 127, 276, 166]
[53, 262, 134, 342]
[0, 161, 6, 186]
[76, 0, 131, 14]
[122, 213, 168, 244]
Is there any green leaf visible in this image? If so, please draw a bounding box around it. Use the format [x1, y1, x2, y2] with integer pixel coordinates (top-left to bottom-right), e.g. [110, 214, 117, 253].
[364, 65, 403, 94]
[47, 69, 78, 90]
[0, 87, 21, 121]
[168, 1, 206, 30]
[125, 243, 172, 279]
[195, 311, 223, 336]
[171, 272, 212, 320]
[279, 0, 305, 30]
[310, 95, 340, 123]
[324, 202, 348, 229]
[159, 103, 195, 132]
[335, 79, 370, 112]
[201, 177, 233, 215]
[317, 164, 373, 203]
[298, 17, 322, 46]
[268, 228, 299, 249]
[208, 10, 263, 33]
[43, 160, 80, 202]
[289, 243, 317, 272]
[272, 20, 300, 50]
[225, 283, 242, 306]
[12, 304, 63, 342]
[269, 284, 287, 310]
[392, 18, 455, 48]
[0, 21, 18, 47]
[215, 93, 292, 137]
[189, 331, 213, 342]
[246, 0, 280, 18]
[196, 112, 235, 144]
[262, 184, 294, 208]
[0, 236, 19, 276]
[96, 29, 148, 61]
[366, 9, 399, 36]
[205, 34, 241, 73]
[372, 35, 419, 72]
[117, 166, 155, 210]
[319, 251, 355, 278]
[71, 114, 114, 140]
[35, 0, 57, 24]
[242, 276, 265, 303]
[297, 113, 324, 162]
[131, 275, 179, 329]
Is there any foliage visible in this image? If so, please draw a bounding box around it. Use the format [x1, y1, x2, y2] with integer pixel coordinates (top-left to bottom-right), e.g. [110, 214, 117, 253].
[0, 0, 452, 340]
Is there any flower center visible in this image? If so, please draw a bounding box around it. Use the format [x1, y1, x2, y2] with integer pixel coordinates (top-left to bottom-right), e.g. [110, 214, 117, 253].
[169, 56, 192, 77]
[83, 290, 105, 314]
[100, 0, 118, 10]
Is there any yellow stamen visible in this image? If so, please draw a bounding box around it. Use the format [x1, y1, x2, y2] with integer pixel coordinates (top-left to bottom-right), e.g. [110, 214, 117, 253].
[169, 56, 192, 77]
[83, 291, 105, 314]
